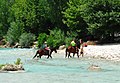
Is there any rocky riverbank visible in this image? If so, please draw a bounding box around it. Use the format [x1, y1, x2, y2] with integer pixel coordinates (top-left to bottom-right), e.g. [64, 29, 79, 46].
[83, 44, 120, 62]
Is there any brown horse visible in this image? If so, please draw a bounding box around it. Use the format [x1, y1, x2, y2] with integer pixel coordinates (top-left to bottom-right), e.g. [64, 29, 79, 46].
[32, 47, 57, 59]
[65, 46, 79, 58]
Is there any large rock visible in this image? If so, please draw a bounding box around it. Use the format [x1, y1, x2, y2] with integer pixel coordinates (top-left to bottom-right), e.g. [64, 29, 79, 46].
[1, 64, 24, 71]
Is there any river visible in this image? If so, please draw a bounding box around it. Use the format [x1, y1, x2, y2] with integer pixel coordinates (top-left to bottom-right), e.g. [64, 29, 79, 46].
[0, 48, 120, 83]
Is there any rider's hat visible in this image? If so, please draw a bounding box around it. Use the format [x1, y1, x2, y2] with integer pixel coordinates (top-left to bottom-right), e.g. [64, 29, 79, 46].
[44, 41, 47, 43]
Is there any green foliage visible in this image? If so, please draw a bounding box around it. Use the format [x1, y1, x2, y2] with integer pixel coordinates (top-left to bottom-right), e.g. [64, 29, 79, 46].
[64, 31, 77, 47]
[62, 0, 88, 36]
[47, 28, 65, 48]
[79, 0, 120, 39]
[14, 58, 22, 65]
[0, 64, 5, 70]
[11, 0, 51, 35]
[0, 0, 120, 44]
[63, 0, 120, 41]
[47, 0, 69, 30]
[5, 22, 24, 45]
[37, 33, 48, 48]
[0, 0, 13, 40]
[65, 37, 72, 48]
[19, 33, 36, 47]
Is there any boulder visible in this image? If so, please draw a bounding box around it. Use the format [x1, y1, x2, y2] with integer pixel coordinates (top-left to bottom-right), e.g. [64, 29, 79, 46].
[59, 45, 66, 50]
[1, 64, 24, 71]
[88, 64, 102, 71]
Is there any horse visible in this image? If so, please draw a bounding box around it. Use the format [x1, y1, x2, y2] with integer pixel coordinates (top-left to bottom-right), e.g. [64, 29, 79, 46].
[32, 47, 57, 59]
[65, 46, 79, 58]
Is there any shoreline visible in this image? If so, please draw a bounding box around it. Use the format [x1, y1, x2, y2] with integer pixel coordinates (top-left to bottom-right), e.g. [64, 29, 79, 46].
[54, 44, 120, 62]
[1, 44, 120, 62]
[81, 44, 120, 62]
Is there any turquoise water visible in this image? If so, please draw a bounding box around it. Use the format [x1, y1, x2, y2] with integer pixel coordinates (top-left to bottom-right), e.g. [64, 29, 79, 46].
[0, 48, 120, 83]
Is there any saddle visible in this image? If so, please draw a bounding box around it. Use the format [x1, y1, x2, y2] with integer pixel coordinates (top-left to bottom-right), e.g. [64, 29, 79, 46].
[43, 49, 49, 54]
[70, 46, 78, 52]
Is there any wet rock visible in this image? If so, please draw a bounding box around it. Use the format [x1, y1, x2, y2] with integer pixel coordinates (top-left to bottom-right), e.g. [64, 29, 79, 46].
[88, 64, 102, 71]
[1, 64, 24, 71]
[59, 45, 66, 50]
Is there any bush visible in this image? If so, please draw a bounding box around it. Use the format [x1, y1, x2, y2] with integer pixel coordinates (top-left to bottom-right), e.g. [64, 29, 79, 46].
[5, 22, 24, 45]
[14, 58, 22, 65]
[37, 33, 48, 48]
[47, 28, 65, 48]
[64, 31, 77, 48]
[19, 33, 36, 47]
[65, 37, 73, 48]
[0, 64, 5, 70]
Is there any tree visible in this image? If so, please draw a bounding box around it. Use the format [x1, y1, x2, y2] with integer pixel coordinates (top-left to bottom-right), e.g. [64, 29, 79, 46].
[0, 0, 13, 40]
[47, 0, 69, 31]
[5, 22, 24, 45]
[11, 0, 51, 35]
[62, 0, 88, 38]
[80, 0, 120, 41]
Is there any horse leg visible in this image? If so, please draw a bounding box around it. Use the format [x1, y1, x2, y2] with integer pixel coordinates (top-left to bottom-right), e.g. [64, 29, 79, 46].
[33, 52, 38, 59]
[39, 54, 42, 59]
[54, 49, 57, 53]
[49, 54, 52, 59]
[68, 52, 72, 58]
[49, 50, 52, 56]
[73, 53, 75, 58]
[47, 50, 52, 59]
[68, 52, 70, 58]
[47, 55, 49, 59]
[77, 52, 79, 58]
[47, 54, 52, 59]
[65, 49, 68, 58]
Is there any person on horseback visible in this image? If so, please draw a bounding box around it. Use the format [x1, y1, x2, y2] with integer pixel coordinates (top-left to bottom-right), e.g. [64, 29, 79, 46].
[42, 41, 49, 54]
[71, 39, 76, 51]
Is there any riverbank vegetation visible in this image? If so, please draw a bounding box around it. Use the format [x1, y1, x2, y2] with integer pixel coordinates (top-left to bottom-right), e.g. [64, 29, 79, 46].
[0, 0, 120, 48]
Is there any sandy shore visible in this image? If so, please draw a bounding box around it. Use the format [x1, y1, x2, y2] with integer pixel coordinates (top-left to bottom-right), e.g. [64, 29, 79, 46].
[54, 44, 120, 62]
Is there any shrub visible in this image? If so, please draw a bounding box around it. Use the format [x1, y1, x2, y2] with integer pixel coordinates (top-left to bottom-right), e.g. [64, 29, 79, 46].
[47, 28, 65, 48]
[0, 64, 5, 70]
[5, 22, 24, 45]
[19, 33, 36, 47]
[14, 58, 22, 65]
[65, 37, 73, 48]
[64, 31, 77, 47]
[37, 33, 48, 48]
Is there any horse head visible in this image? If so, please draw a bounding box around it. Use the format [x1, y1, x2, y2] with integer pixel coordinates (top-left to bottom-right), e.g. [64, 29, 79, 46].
[49, 46, 57, 54]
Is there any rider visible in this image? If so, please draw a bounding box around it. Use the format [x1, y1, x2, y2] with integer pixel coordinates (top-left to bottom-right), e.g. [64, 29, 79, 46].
[71, 39, 76, 51]
[42, 41, 49, 54]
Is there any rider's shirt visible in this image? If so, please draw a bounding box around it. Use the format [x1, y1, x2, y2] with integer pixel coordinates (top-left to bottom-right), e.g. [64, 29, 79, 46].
[71, 41, 76, 46]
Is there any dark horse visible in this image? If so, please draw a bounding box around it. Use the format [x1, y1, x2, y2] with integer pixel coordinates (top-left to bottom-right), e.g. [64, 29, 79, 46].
[65, 46, 79, 58]
[33, 47, 57, 59]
